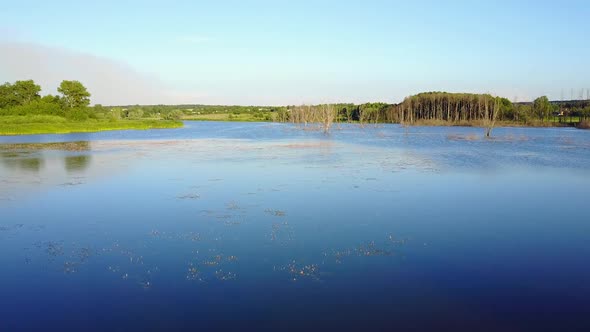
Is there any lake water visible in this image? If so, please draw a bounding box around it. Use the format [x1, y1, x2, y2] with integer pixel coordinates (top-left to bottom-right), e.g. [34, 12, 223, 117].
[1, 122, 590, 331]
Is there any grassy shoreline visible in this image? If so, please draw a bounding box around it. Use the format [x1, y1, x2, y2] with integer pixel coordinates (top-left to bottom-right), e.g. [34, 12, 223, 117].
[0, 116, 183, 136]
[182, 113, 272, 122]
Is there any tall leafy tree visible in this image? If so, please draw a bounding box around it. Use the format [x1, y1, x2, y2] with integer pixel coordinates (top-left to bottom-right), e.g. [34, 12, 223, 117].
[58, 80, 91, 109]
[13, 80, 42, 104]
[533, 96, 551, 120]
[0, 80, 42, 108]
[0, 83, 13, 108]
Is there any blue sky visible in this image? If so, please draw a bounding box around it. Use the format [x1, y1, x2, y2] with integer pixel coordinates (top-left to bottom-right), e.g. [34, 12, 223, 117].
[1, 0, 589, 105]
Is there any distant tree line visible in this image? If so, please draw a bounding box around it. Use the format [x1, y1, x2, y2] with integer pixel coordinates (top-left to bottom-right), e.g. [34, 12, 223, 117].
[278, 93, 590, 128]
[389, 92, 590, 125]
[3, 80, 589, 127]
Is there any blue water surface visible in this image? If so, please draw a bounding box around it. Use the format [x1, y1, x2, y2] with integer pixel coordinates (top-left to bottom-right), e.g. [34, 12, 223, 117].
[1, 122, 589, 331]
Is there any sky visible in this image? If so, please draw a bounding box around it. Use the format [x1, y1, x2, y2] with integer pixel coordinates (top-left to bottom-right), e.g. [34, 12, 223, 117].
[1, 0, 589, 105]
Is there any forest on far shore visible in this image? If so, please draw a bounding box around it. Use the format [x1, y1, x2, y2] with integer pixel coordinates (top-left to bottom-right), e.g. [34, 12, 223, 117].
[2, 80, 590, 131]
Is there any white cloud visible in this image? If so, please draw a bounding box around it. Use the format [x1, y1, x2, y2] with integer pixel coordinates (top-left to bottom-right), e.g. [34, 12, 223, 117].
[0, 41, 207, 105]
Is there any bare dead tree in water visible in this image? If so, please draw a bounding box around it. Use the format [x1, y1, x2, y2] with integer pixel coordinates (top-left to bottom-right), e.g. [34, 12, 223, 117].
[373, 110, 381, 128]
[289, 104, 337, 133]
[358, 107, 366, 128]
[484, 97, 499, 138]
[318, 104, 336, 134]
[290, 105, 310, 128]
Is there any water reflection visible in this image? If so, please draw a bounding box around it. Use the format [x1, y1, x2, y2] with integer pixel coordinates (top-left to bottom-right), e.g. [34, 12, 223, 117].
[64, 155, 92, 173]
[0, 151, 92, 174]
[0, 153, 44, 172]
[0, 142, 107, 200]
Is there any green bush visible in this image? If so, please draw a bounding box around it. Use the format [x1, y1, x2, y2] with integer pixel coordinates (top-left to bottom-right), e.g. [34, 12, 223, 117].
[127, 109, 144, 119]
[65, 108, 90, 121]
[0, 100, 64, 117]
[0, 115, 67, 124]
[163, 110, 184, 120]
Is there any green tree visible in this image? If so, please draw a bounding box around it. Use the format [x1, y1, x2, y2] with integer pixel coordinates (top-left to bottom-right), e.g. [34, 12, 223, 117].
[58, 80, 91, 109]
[93, 104, 105, 113]
[0, 83, 14, 108]
[0, 80, 42, 108]
[163, 110, 184, 120]
[496, 97, 514, 120]
[127, 108, 144, 119]
[109, 107, 123, 121]
[13, 80, 42, 104]
[533, 96, 551, 121]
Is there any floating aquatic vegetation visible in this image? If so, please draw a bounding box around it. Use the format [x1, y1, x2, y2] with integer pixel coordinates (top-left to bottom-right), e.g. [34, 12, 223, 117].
[177, 193, 200, 200]
[63, 262, 78, 274]
[270, 221, 294, 244]
[224, 220, 241, 226]
[103, 243, 145, 265]
[226, 201, 241, 210]
[202, 255, 223, 267]
[139, 280, 152, 289]
[125, 252, 144, 265]
[26, 224, 46, 232]
[186, 264, 202, 282]
[186, 252, 239, 283]
[323, 249, 354, 264]
[276, 261, 321, 282]
[38, 241, 65, 258]
[149, 230, 201, 242]
[76, 247, 92, 263]
[388, 235, 410, 246]
[0, 223, 24, 232]
[107, 266, 121, 273]
[447, 134, 480, 141]
[150, 230, 162, 237]
[59, 181, 84, 186]
[102, 245, 160, 288]
[355, 241, 392, 257]
[265, 209, 286, 217]
[320, 236, 410, 266]
[185, 232, 202, 242]
[215, 270, 237, 281]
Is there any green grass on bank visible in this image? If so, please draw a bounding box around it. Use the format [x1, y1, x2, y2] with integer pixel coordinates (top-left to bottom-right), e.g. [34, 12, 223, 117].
[183, 113, 274, 122]
[0, 115, 183, 135]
